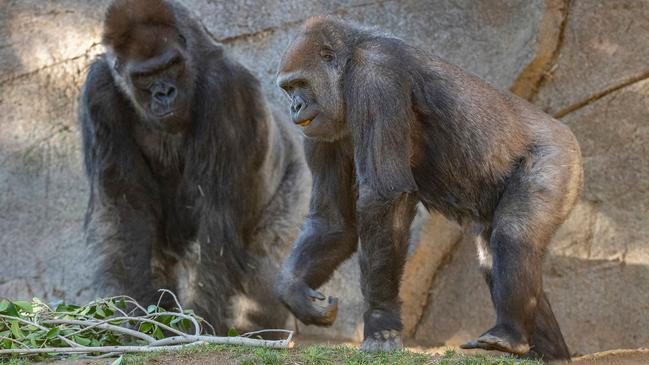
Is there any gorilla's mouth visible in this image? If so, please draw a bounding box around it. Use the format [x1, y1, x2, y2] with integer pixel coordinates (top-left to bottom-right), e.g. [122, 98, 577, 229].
[155, 110, 178, 119]
[293, 107, 319, 127]
[295, 112, 319, 127]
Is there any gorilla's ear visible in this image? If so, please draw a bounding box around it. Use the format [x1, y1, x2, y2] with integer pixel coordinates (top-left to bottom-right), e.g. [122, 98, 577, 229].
[345, 60, 417, 199]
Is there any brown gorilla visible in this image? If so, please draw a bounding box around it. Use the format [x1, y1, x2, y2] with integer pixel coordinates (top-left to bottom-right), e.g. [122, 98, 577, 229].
[274, 17, 581, 361]
[79, 0, 309, 333]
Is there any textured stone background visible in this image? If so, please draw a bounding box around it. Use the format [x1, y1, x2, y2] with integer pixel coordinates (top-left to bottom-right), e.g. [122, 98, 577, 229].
[0, 0, 647, 357]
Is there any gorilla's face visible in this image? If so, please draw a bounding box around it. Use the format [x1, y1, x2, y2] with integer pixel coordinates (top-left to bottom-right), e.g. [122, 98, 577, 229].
[112, 32, 196, 134]
[277, 31, 349, 142]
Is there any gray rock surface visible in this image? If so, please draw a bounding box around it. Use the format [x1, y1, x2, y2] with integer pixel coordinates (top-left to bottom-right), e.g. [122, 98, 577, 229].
[0, 0, 105, 301]
[533, 0, 649, 116]
[0, 0, 648, 355]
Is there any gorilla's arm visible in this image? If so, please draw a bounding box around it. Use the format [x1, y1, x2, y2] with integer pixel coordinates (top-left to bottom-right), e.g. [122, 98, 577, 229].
[80, 59, 161, 302]
[347, 58, 420, 349]
[175, 61, 288, 332]
[275, 138, 358, 326]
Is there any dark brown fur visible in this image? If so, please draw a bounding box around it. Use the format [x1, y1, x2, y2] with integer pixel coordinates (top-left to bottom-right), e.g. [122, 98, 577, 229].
[80, 0, 309, 333]
[275, 17, 581, 361]
[103, 0, 177, 60]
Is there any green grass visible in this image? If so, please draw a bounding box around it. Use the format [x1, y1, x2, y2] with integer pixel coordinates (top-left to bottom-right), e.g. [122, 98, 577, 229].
[0, 359, 30, 365]
[436, 350, 541, 365]
[0, 344, 543, 365]
[116, 345, 542, 365]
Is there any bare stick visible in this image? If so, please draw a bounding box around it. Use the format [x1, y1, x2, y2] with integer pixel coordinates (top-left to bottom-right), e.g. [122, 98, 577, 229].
[241, 329, 294, 338]
[0, 333, 292, 355]
[0, 344, 200, 355]
[44, 319, 156, 344]
[156, 289, 184, 312]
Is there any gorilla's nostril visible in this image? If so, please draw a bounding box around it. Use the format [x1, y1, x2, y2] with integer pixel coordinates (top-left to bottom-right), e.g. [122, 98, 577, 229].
[154, 85, 177, 103]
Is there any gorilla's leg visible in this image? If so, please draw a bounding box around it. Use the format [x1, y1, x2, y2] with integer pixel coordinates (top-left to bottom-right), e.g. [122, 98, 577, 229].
[178, 241, 239, 335]
[473, 225, 494, 292]
[526, 291, 571, 361]
[488, 225, 540, 355]
[467, 227, 570, 361]
[461, 220, 538, 355]
[86, 197, 160, 305]
[237, 160, 310, 333]
[357, 191, 418, 352]
[462, 151, 572, 361]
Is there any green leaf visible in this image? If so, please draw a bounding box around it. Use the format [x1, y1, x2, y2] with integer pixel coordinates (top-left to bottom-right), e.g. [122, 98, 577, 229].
[227, 327, 239, 337]
[34, 331, 46, 340]
[95, 306, 106, 318]
[152, 327, 164, 340]
[4, 303, 19, 317]
[140, 322, 153, 333]
[63, 304, 80, 312]
[46, 328, 60, 339]
[13, 301, 33, 313]
[73, 336, 92, 346]
[0, 300, 9, 313]
[9, 320, 24, 338]
[147, 305, 158, 313]
[111, 355, 124, 365]
[28, 333, 38, 347]
[105, 301, 117, 316]
[118, 298, 126, 309]
[1, 338, 12, 349]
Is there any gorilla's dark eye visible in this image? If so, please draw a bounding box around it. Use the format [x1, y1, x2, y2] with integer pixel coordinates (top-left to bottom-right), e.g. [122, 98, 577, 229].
[320, 48, 335, 62]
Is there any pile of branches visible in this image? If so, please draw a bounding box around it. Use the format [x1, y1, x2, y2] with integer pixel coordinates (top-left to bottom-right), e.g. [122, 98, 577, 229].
[0, 289, 293, 360]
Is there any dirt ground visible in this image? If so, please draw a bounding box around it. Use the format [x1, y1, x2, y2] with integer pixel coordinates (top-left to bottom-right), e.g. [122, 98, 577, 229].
[570, 348, 649, 365]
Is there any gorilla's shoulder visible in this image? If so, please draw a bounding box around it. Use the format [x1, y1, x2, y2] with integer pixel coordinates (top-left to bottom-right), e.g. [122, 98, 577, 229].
[80, 55, 124, 109]
[84, 56, 115, 90]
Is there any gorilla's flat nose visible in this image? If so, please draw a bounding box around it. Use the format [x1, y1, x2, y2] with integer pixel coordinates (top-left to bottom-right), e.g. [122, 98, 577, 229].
[153, 83, 177, 104]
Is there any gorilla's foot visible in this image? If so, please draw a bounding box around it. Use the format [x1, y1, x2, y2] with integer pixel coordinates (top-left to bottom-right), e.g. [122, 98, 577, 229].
[461, 325, 530, 355]
[361, 330, 402, 352]
[277, 280, 338, 326]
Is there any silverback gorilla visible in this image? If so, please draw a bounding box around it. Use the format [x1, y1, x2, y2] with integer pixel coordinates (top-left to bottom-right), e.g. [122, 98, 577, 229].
[275, 17, 582, 361]
[79, 0, 309, 333]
